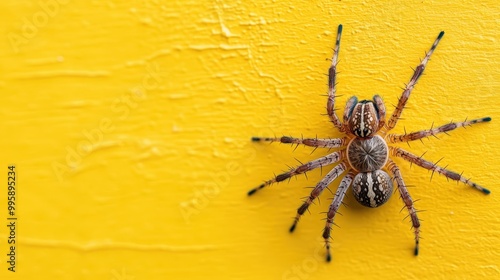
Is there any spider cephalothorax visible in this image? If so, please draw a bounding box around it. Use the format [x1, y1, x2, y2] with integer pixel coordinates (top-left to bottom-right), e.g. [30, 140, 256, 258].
[346, 98, 384, 138]
[248, 25, 491, 262]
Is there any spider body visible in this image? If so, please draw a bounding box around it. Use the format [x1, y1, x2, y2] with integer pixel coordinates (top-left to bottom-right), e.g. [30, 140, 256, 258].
[248, 25, 491, 262]
[346, 135, 388, 173]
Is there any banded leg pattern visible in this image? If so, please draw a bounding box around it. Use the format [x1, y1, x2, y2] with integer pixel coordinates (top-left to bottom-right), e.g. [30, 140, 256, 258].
[323, 171, 354, 262]
[327, 24, 345, 132]
[386, 31, 445, 131]
[387, 159, 421, 255]
[390, 146, 490, 194]
[248, 151, 344, 196]
[388, 117, 491, 143]
[251, 136, 348, 148]
[289, 162, 347, 233]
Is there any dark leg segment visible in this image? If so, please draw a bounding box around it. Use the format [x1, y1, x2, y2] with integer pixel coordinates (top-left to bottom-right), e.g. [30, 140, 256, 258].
[388, 117, 491, 143]
[390, 146, 490, 194]
[386, 159, 421, 255]
[323, 171, 354, 262]
[248, 151, 344, 196]
[251, 136, 348, 149]
[289, 162, 347, 233]
[327, 24, 345, 132]
[386, 31, 445, 131]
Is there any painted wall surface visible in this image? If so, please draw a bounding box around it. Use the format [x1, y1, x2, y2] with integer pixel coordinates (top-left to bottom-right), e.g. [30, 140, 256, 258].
[0, 1, 499, 279]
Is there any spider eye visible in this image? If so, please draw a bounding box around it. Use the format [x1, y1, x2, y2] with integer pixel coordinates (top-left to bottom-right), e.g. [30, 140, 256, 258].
[348, 101, 379, 138]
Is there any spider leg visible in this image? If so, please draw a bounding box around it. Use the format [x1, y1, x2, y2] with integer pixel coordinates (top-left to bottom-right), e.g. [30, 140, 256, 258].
[322, 171, 354, 262]
[390, 146, 490, 194]
[386, 31, 444, 131]
[289, 162, 348, 232]
[387, 117, 491, 143]
[251, 136, 348, 148]
[248, 151, 344, 196]
[327, 24, 346, 132]
[386, 159, 421, 255]
[373, 95, 387, 132]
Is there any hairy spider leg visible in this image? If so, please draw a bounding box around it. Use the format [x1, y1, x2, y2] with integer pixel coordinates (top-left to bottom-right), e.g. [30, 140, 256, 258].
[387, 117, 491, 143]
[247, 151, 344, 196]
[390, 147, 490, 194]
[386, 31, 445, 131]
[386, 159, 421, 255]
[323, 171, 354, 262]
[289, 162, 348, 232]
[327, 24, 345, 132]
[251, 136, 348, 148]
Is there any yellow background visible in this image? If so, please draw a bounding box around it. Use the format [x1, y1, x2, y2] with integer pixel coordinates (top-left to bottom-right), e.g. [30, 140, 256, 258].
[0, 1, 499, 279]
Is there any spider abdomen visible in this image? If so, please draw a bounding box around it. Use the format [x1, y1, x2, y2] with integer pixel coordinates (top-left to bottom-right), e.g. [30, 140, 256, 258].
[352, 170, 393, 208]
[346, 135, 388, 172]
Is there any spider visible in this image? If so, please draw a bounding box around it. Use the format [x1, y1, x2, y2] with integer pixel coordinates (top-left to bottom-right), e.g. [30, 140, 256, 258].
[248, 24, 491, 262]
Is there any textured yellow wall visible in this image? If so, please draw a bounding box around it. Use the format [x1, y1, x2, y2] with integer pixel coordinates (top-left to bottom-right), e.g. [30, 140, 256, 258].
[0, 1, 499, 279]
